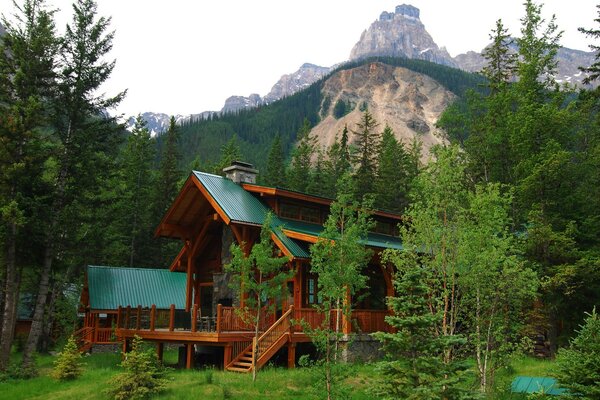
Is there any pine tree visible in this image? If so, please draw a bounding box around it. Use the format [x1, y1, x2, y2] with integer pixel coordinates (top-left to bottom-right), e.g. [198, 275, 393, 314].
[578, 5, 600, 84]
[352, 109, 380, 200]
[307, 148, 328, 197]
[22, 0, 126, 369]
[375, 125, 410, 212]
[51, 335, 83, 381]
[481, 19, 517, 93]
[119, 116, 157, 267]
[374, 251, 467, 400]
[155, 116, 181, 215]
[0, 0, 59, 371]
[213, 134, 241, 176]
[263, 134, 286, 187]
[287, 118, 316, 193]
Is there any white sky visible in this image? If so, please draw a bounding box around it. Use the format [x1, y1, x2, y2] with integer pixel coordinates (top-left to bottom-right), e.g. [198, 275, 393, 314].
[1, 0, 597, 117]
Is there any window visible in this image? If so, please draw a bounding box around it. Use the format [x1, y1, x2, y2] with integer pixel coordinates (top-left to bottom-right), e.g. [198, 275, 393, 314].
[305, 274, 320, 306]
[279, 202, 322, 224]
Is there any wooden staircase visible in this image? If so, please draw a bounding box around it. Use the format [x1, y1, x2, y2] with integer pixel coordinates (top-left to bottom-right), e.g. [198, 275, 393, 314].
[226, 306, 293, 373]
[73, 327, 94, 352]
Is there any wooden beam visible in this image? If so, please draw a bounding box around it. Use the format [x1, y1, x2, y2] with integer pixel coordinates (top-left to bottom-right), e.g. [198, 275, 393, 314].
[191, 175, 231, 224]
[270, 232, 295, 260]
[282, 229, 319, 244]
[156, 342, 164, 362]
[186, 241, 193, 311]
[287, 343, 296, 368]
[186, 343, 194, 369]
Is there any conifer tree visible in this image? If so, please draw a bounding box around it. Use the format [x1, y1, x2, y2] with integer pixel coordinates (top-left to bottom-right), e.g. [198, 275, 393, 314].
[578, 5, 600, 84]
[0, 0, 59, 371]
[481, 19, 517, 93]
[287, 118, 316, 193]
[213, 134, 241, 176]
[51, 335, 83, 381]
[118, 116, 156, 267]
[263, 134, 286, 187]
[22, 0, 125, 369]
[155, 116, 180, 215]
[352, 109, 380, 200]
[375, 125, 410, 212]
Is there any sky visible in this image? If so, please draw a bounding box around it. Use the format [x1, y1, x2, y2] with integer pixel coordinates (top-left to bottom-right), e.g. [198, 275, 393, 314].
[0, 0, 597, 117]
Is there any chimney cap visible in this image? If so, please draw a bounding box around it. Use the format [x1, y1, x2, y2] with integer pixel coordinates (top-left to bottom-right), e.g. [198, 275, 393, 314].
[223, 161, 258, 184]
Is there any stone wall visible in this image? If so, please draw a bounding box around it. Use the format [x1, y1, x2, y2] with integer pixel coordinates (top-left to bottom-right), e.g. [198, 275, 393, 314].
[339, 333, 384, 363]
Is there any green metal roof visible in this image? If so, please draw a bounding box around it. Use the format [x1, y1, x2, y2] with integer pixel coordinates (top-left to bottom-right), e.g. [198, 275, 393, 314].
[279, 218, 403, 250]
[87, 266, 186, 310]
[192, 171, 310, 259]
[193, 171, 267, 225]
[511, 376, 566, 395]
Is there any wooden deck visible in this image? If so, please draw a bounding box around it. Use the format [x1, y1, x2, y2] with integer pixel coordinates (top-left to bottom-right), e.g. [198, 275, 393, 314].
[114, 304, 392, 343]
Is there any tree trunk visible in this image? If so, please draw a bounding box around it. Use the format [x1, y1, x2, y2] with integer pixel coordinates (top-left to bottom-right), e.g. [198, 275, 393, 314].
[0, 222, 19, 371]
[21, 243, 54, 368]
[40, 280, 60, 353]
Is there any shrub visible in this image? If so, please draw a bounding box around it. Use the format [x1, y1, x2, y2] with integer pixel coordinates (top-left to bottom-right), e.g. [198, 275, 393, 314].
[555, 308, 600, 398]
[51, 335, 83, 381]
[108, 335, 168, 400]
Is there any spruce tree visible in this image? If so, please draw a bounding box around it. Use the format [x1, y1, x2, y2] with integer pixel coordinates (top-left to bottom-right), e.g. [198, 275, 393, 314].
[155, 116, 181, 215]
[578, 5, 600, 84]
[0, 0, 59, 371]
[287, 118, 316, 193]
[375, 125, 410, 212]
[213, 134, 241, 176]
[481, 19, 517, 93]
[351, 109, 380, 200]
[22, 0, 125, 369]
[263, 134, 286, 187]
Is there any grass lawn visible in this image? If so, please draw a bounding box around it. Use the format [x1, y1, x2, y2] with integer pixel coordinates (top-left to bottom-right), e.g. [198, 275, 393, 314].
[0, 350, 557, 399]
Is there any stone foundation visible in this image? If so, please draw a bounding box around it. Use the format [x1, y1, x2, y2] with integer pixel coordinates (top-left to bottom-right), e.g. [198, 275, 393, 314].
[339, 333, 384, 363]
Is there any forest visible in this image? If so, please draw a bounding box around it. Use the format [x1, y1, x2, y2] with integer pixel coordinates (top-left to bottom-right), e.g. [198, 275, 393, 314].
[0, 0, 600, 398]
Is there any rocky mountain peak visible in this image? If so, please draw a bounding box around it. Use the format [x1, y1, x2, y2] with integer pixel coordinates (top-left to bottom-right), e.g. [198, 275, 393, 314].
[350, 4, 456, 67]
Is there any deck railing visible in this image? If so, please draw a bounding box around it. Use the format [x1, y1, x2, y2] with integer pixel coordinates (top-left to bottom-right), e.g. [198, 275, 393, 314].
[116, 304, 392, 334]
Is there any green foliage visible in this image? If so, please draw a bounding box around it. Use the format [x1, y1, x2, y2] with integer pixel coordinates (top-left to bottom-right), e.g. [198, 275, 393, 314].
[51, 335, 83, 381]
[555, 309, 600, 398]
[108, 335, 167, 400]
[262, 134, 286, 187]
[374, 251, 469, 400]
[213, 134, 242, 175]
[578, 5, 600, 84]
[374, 125, 410, 212]
[225, 213, 293, 381]
[333, 99, 353, 119]
[307, 175, 373, 399]
[287, 118, 316, 193]
[352, 109, 381, 200]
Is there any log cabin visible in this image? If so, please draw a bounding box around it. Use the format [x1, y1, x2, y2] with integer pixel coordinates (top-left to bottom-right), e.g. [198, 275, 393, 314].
[112, 161, 402, 372]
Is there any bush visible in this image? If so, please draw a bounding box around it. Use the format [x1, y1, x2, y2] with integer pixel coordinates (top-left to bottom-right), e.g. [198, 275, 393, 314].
[51, 335, 83, 381]
[555, 308, 600, 398]
[108, 335, 168, 400]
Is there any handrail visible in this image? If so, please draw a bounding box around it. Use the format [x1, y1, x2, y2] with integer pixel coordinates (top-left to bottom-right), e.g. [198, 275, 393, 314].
[257, 305, 293, 344]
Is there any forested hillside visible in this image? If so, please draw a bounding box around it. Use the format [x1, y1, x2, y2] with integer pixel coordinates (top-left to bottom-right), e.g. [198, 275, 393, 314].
[169, 57, 485, 172]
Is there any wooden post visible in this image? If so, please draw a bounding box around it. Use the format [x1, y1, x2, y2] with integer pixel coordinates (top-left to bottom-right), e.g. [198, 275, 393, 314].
[191, 304, 198, 333]
[94, 314, 99, 343]
[136, 305, 142, 330]
[116, 306, 121, 329]
[287, 343, 296, 369]
[186, 241, 193, 312]
[125, 306, 131, 329]
[156, 342, 164, 362]
[216, 304, 222, 333]
[122, 338, 128, 355]
[224, 344, 232, 366]
[186, 343, 194, 369]
[150, 305, 156, 331]
[169, 304, 175, 332]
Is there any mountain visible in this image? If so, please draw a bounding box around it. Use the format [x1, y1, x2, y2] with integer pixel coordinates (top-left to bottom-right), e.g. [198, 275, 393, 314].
[175, 58, 483, 171]
[125, 113, 186, 136]
[454, 43, 595, 87]
[221, 63, 331, 113]
[349, 4, 456, 67]
[312, 62, 454, 161]
[352, 4, 595, 87]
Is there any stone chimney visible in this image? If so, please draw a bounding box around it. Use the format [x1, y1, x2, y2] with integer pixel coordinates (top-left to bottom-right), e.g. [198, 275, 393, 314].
[223, 161, 258, 184]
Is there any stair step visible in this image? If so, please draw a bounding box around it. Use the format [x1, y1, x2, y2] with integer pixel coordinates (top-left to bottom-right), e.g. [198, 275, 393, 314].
[240, 356, 253, 362]
[227, 366, 251, 373]
[234, 361, 252, 367]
